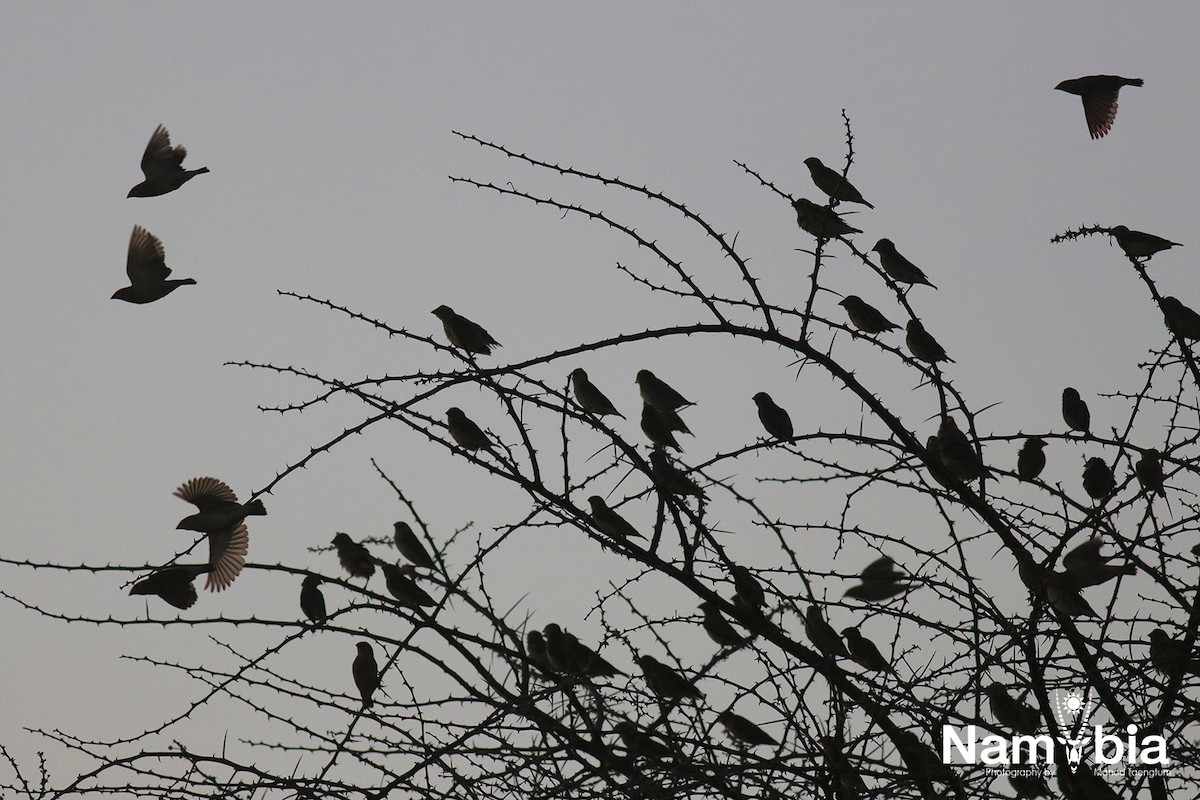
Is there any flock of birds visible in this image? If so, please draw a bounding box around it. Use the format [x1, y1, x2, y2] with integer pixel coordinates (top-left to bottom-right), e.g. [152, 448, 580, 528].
[118, 74, 1198, 784]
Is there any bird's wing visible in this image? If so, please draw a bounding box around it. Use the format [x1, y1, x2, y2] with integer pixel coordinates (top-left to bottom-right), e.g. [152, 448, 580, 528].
[205, 522, 249, 592]
[126, 225, 171, 284]
[175, 476, 240, 509]
[1081, 90, 1120, 139]
[141, 125, 184, 178]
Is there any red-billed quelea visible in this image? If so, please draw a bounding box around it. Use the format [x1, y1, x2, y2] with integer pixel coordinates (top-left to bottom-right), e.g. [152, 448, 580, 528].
[112, 225, 196, 304]
[872, 238, 936, 289]
[1062, 387, 1091, 435]
[937, 417, 992, 481]
[128, 125, 209, 197]
[587, 496, 644, 541]
[649, 450, 706, 500]
[431, 305, 500, 355]
[636, 370, 692, 411]
[984, 684, 1039, 735]
[524, 630, 554, 676]
[1109, 226, 1181, 261]
[640, 403, 683, 450]
[839, 295, 898, 334]
[1161, 297, 1200, 341]
[752, 392, 793, 441]
[700, 601, 747, 648]
[729, 563, 765, 609]
[803, 157, 874, 209]
[844, 556, 911, 602]
[331, 532, 375, 581]
[1062, 538, 1135, 588]
[352, 641, 380, 708]
[842, 626, 894, 673]
[381, 562, 435, 609]
[543, 623, 623, 678]
[393, 521, 434, 569]
[129, 564, 209, 610]
[717, 709, 777, 747]
[300, 575, 327, 624]
[1135, 448, 1166, 497]
[1082, 457, 1116, 501]
[804, 605, 849, 658]
[446, 407, 495, 453]
[791, 197, 862, 238]
[1017, 437, 1048, 481]
[570, 368, 624, 419]
[1055, 75, 1143, 140]
[905, 320, 953, 365]
[1148, 628, 1200, 679]
[636, 655, 704, 700]
[174, 477, 262, 592]
[614, 721, 673, 761]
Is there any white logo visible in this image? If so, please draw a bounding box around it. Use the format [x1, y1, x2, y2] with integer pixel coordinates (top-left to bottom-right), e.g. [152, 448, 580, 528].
[1051, 687, 1096, 771]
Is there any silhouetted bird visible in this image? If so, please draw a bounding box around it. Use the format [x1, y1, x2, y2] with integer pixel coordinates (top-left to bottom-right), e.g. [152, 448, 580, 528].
[844, 556, 911, 602]
[872, 238, 936, 289]
[803, 157, 874, 208]
[352, 641, 380, 707]
[1082, 457, 1116, 501]
[1062, 388, 1091, 434]
[587, 496, 644, 541]
[525, 630, 554, 675]
[649, 450, 706, 499]
[984, 684, 1039, 734]
[569, 368, 623, 418]
[331, 532, 375, 581]
[1062, 538, 1136, 588]
[752, 392, 793, 440]
[637, 655, 704, 699]
[729, 563, 765, 608]
[300, 575, 327, 623]
[1148, 628, 1200, 679]
[839, 295, 898, 334]
[717, 709, 777, 746]
[636, 370, 692, 410]
[127, 125, 209, 197]
[1135, 448, 1166, 497]
[905, 320, 953, 364]
[392, 521, 434, 569]
[1042, 569, 1098, 618]
[822, 737, 870, 799]
[446, 407, 494, 453]
[641, 403, 682, 450]
[1017, 437, 1048, 481]
[791, 197, 862, 237]
[381, 562, 435, 609]
[544, 623, 623, 678]
[1055, 75, 1142, 139]
[174, 477, 262, 592]
[937, 417, 991, 480]
[894, 730, 955, 783]
[111, 225, 196, 304]
[1109, 225, 1181, 261]
[614, 721, 673, 761]
[431, 305, 500, 355]
[842, 627, 893, 672]
[1161, 296, 1200, 341]
[700, 601, 747, 648]
[804, 606, 849, 658]
[129, 564, 209, 610]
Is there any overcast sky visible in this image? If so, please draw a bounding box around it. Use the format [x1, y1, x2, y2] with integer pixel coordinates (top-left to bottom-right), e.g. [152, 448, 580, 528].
[2, 0, 1197, 789]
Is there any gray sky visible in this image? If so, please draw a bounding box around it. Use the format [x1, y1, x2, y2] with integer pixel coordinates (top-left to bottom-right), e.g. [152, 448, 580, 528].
[2, 0, 1197, 788]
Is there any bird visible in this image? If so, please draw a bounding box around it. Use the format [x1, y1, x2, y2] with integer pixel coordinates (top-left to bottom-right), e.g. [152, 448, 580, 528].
[717, 710, 777, 746]
[729, 564, 765, 608]
[751, 392, 793, 440]
[838, 295, 898, 334]
[543, 624, 622, 678]
[844, 556, 911, 602]
[381, 562, 436, 609]
[894, 730, 955, 783]
[803, 157, 874, 208]
[1041, 569, 1099, 618]
[614, 721, 673, 761]
[649, 450, 706, 499]
[1062, 388, 1091, 435]
[636, 370, 692, 411]
[392, 522, 434, 569]
[905, 320, 953, 364]
[569, 368, 624, 419]
[1147, 629, 1200, 679]
[300, 575, 327, 623]
[446, 407, 495, 453]
[937, 417, 991, 480]
[1082, 457, 1116, 501]
[871, 238, 936, 289]
[587, 496, 644, 541]
[636, 655, 704, 700]
[331, 533, 375, 581]
[1135, 448, 1166, 497]
[111, 225, 196, 304]
[791, 197, 862, 238]
[1017, 437, 1048, 481]
[431, 305, 500, 355]
[984, 684, 1040, 735]
[174, 477, 261, 592]
[1109, 226, 1182, 261]
[822, 737, 869, 799]
[729, 593, 770, 635]
[923, 436, 958, 490]
[640, 403, 683, 450]
[842, 626, 894, 672]
[352, 641, 380, 708]
[1008, 773, 1053, 799]
[524, 630, 554, 676]
[804, 605, 849, 658]
[699, 601, 747, 648]
[1054, 75, 1143, 139]
[129, 565, 209, 610]
[1160, 296, 1200, 341]
[1062, 538, 1136, 588]
[127, 125, 209, 197]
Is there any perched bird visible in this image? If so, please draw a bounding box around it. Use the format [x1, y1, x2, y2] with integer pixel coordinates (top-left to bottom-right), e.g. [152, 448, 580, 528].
[923, 436, 958, 490]
[446, 407, 495, 453]
[1135, 448, 1166, 497]
[1017, 437, 1048, 481]
[872, 238, 936, 289]
[649, 450, 706, 499]
[752, 392, 793, 440]
[300, 575, 328, 623]
[381, 562, 435, 609]
[174, 477, 261, 592]
[127, 125, 209, 197]
[614, 721, 673, 761]
[937, 417, 991, 481]
[1109, 225, 1182, 261]
[352, 641, 380, 707]
[905, 319, 953, 364]
[822, 737, 869, 799]
[1061, 388, 1091, 434]
[894, 730, 955, 783]
[431, 305, 500, 355]
[729, 563, 765, 608]
[1062, 537, 1136, 588]
[1042, 569, 1098, 618]
[1008, 773, 1053, 799]
[543, 623, 622, 678]
[587, 496, 644, 541]
[1161, 296, 1200, 341]
[636, 655, 704, 700]
[717, 710, 777, 746]
[331, 532, 375, 581]
[699, 601, 747, 648]
[1054, 75, 1143, 139]
[525, 630, 554, 675]
[804, 605, 849, 658]
[839, 295, 898, 334]
[392, 521, 434, 569]
[984, 684, 1039, 734]
[640, 403, 683, 450]
[730, 593, 770, 635]
[636, 370, 692, 411]
[129, 565, 209, 610]
[803, 157, 874, 208]
[1148, 628, 1200, 679]
[1082, 457, 1116, 501]
[842, 626, 894, 672]
[569, 368, 624, 419]
[791, 197, 862, 238]
[111, 225, 196, 304]
[844, 556, 911, 602]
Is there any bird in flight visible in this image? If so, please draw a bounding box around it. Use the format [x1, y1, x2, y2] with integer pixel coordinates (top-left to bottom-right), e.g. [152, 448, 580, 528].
[1055, 75, 1143, 139]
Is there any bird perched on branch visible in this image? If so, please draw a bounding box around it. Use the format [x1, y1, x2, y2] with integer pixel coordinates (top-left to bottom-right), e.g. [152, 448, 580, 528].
[1062, 388, 1091, 435]
[614, 721, 673, 761]
[331, 532, 375, 581]
[804, 605, 849, 658]
[844, 556, 912, 602]
[937, 417, 991, 481]
[392, 521, 434, 569]
[1017, 437, 1048, 482]
[791, 197, 862, 238]
[842, 626, 894, 673]
[127, 125, 209, 197]
[700, 601, 747, 648]
[129, 564, 209, 610]
[905, 320, 953, 364]
[872, 238, 936, 289]
[352, 642, 380, 708]
[636, 655, 704, 699]
[984, 684, 1040, 735]
[717, 709, 777, 746]
[1148, 629, 1200, 679]
[1108, 226, 1181, 261]
[446, 407, 495, 453]
[641, 403, 683, 450]
[752, 392, 793, 440]
[543, 623, 623, 678]
[174, 477, 262, 592]
[431, 305, 500, 355]
[1055, 75, 1143, 139]
[839, 295, 898, 334]
[587, 496, 644, 541]
[1134, 448, 1166, 497]
[649, 450, 706, 500]
[111, 225, 197, 304]
[730, 563, 765, 608]
[524, 630, 554, 676]
[1082, 457, 1116, 501]
[636, 370, 692, 411]
[299, 575, 327, 623]
[569, 368, 624, 419]
[1160, 296, 1200, 341]
[1062, 538, 1136, 588]
[803, 157, 874, 209]
[381, 562, 435, 609]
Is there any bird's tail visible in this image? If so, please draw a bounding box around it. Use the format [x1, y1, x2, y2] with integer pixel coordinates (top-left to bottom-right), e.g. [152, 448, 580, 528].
[245, 498, 267, 516]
